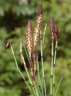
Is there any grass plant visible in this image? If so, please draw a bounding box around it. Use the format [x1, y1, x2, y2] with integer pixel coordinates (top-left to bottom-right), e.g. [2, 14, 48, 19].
[6, 4, 64, 96]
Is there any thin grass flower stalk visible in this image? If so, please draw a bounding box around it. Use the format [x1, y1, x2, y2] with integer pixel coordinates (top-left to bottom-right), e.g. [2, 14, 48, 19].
[53, 25, 59, 96]
[36, 55, 44, 96]
[33, 4, 43, 78]
[26, 21, 39, 96]
[36, 23, 48, 96]
[26, 21, 34, 84]
[50, 18, 55, 96]
[53, 26, 58, 68]
[40, 32, 46, 96]
[31, 4, 43, 95]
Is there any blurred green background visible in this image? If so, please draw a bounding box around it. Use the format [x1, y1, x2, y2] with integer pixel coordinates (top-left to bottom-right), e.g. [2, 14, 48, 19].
[0, 0, 71, 96]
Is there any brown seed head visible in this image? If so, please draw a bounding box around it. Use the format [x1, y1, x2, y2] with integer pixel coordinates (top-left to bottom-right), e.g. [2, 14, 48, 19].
[33, 14, 43, 46]
[54, 26, 58, 41]
[38, 4, 42, 15]
[50, 18, 54, 33]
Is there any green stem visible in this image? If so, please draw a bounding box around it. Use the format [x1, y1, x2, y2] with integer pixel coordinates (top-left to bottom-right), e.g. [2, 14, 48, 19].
[10, 45, 32, 93]
[50, 33, 54, 96]
[36, 56, 44, 96]
[25, 64, 33, 85]
[54, 74, 64, 96]
[40, 33, 46, 96]
[53, 41, 58, 96]
[34, 84, 39, 96]
[32, 87, 38, 96]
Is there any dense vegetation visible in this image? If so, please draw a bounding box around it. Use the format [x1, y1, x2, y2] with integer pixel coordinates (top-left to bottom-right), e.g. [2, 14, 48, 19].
[0, 0, 71, 96]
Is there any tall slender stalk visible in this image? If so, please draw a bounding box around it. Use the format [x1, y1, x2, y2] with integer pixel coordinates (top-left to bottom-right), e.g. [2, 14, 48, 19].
[36, 55, 44, 96]
[26, 21, 35, 85]
[53, 25, 58, 96]
[53, 40, 58, 96]
[50, 18, 55, 96]
[20, 39, 37, 96]
[34, 84, 40, 96]
[33, 4, 43, 80]
[40, 32, 46, 96]
[50, 32, 54, 96]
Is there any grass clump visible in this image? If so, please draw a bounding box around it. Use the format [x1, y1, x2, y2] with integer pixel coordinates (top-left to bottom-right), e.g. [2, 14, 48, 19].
[6, 4, 64, 96]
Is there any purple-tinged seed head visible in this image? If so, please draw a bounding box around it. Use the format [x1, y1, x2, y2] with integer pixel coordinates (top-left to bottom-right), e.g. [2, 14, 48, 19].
[50, 18, 54, 33]
[54, 25, 59, 41]
[38, 4, 42, 15]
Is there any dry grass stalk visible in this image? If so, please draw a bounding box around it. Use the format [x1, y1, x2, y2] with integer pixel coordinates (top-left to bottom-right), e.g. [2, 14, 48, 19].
[33, 4, 43, 77]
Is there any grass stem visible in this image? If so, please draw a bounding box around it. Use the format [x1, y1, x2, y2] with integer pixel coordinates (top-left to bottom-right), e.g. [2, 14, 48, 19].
[50, 32, 54, 96]
[40, 32, 46, 96]
[53, 40, 58, 96]
[36, 56, 44, 96]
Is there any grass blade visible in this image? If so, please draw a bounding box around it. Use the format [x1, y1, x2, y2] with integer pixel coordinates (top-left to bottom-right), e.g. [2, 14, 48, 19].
[40, 32, 46, 96]
[54, 74, 64, 96]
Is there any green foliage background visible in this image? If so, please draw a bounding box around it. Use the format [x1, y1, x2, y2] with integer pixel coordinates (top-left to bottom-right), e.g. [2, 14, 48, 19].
[0, 0, 71, 96]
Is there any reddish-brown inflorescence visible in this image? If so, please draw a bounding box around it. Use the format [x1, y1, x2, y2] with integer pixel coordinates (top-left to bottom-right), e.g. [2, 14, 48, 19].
[50, 18, 55, 50]
[33, 4, 43, 64]
[50, 18, 55, 37]
[26, 4, 43, 84]
[54, 26, 59, 41]
[26, 21, 35, 83]
[32, 4, 43, 77]
[50, 18, 59, 41]
[38, 4, 42, 15]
